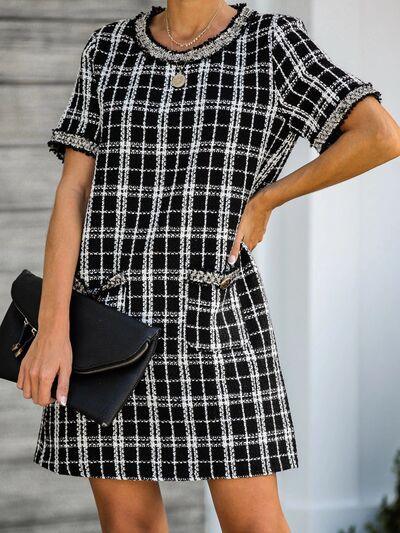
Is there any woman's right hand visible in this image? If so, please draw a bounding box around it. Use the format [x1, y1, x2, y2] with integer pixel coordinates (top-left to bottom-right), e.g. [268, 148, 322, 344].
[16, 330, 73, 408]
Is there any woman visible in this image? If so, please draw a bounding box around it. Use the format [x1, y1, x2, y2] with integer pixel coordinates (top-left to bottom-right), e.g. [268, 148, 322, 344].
[16, 0, 399, 531]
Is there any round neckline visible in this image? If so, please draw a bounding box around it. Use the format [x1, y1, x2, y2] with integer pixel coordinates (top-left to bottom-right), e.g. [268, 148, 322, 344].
[134, 2, 253, 63]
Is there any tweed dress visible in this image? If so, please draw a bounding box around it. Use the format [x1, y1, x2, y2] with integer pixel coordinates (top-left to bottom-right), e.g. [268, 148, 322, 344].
[33, 3, 381, 481]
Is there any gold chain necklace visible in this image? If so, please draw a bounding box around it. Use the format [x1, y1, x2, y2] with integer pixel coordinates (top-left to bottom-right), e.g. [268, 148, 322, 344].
[165, 0, 223, 49]
[167, 0, 224, 88]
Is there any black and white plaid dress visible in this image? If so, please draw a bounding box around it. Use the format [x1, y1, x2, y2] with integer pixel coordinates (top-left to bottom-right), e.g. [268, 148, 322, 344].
[34, 2, 381, 481]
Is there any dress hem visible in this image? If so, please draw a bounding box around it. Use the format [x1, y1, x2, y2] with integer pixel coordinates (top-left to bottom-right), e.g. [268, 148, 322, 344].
[33, 455, 299, 482]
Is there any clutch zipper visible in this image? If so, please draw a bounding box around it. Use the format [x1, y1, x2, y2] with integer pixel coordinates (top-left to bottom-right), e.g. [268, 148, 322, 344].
[12, 303, 37, 358]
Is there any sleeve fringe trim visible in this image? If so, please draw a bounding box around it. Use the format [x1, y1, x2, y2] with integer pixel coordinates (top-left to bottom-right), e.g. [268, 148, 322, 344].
[312, 83, 382, 153]
[48, 130, 98, 162]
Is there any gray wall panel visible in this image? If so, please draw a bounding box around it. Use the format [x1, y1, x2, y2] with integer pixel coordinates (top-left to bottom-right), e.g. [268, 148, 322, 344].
[0, 85, 74, 145]
[0, 20, 104, 82]
[0, 147, 59, 210]
[1, 0, 148, 20]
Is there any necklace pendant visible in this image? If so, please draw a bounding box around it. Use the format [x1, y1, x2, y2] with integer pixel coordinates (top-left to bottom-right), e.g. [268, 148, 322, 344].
[171, 72, 186, 88]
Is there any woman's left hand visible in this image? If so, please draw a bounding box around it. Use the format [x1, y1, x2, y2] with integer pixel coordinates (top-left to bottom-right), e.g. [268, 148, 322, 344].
[227, 191, 272, 266]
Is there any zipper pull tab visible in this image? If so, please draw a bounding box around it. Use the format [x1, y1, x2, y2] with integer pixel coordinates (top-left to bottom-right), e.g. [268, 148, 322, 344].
[14, 346, 25, 358]
[12, 317, 29, 353]
[12, 317, 36, 358]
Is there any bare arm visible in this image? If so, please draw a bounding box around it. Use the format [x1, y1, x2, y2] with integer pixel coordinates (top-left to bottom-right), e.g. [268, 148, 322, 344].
[17, 148, 95, 407]
[228, 97, 400, 262]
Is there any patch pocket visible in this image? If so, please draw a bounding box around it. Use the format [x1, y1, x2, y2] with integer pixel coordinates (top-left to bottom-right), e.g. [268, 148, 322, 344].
[184, 260, 249, 353]
[185, 280, 218, 351]
[235, 242, 274, 351]
[214, 284, 250, 352]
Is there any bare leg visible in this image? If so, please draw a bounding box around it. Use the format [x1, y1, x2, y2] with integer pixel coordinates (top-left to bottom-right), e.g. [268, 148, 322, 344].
[207, 473, 290, 533]
[89, 478, 169, 533]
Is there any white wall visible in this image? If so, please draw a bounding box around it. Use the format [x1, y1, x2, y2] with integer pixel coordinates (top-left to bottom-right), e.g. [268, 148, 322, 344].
[206, 0, 400, 531]
[358, 0, 400, 508]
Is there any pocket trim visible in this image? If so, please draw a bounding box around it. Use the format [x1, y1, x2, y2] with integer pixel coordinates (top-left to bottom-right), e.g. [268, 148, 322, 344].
[187, 267, 241, 289]
[72, 270, 134, 299]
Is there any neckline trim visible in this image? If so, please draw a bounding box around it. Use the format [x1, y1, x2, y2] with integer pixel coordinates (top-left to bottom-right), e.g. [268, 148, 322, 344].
[134, 2, 253, 63]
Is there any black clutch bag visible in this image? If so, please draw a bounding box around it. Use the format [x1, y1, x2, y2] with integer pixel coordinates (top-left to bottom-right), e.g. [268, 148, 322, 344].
[0, 269, 161, 426]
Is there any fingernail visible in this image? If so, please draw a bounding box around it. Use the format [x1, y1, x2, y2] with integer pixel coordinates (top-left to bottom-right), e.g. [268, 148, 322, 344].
[227, 254, 236, 265]
[60, 396, 67, 407]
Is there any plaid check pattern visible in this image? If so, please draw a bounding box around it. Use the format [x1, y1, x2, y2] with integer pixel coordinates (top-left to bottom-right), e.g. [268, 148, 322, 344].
[34, 3, 381, 481]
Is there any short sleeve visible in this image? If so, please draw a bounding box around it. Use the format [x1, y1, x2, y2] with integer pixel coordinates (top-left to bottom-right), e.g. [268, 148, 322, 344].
[272, 15, 382, 154]
[48, 30, 101, 162]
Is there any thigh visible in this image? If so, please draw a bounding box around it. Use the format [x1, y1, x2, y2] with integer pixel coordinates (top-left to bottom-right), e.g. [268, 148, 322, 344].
[207, 474, 290, 533]
[89, 477, 169, 533]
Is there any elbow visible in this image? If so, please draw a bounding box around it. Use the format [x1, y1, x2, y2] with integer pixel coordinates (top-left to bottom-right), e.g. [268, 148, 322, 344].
[372, 121, 400, 161]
